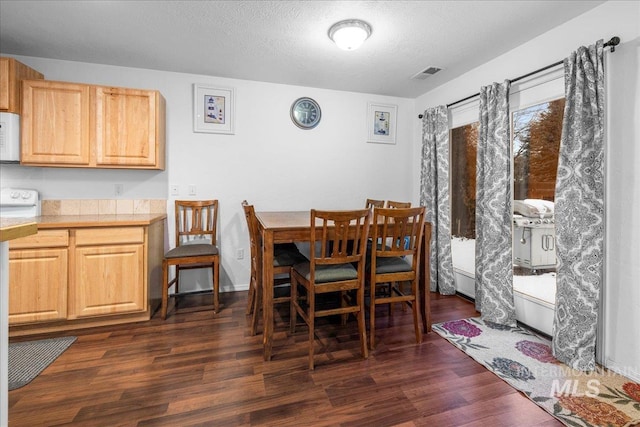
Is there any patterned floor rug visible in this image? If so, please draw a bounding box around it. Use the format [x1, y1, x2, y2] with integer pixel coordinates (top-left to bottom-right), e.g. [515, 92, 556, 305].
[433, 318, 640, 427]
[9, 336, 76, 390]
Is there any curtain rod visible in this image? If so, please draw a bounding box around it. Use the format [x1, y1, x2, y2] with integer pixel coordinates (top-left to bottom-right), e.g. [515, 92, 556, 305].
[418, 36, 620, 119]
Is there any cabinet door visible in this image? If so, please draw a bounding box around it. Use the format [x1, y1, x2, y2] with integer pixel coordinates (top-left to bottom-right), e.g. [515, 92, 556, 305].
[0, 57, 44, 113]
[9, 248, 68, 324]
[94, 86, 164, 168]
[72, 243, 145, 318]
[21, 80, 91, 165]
[0, 58, 10, 111]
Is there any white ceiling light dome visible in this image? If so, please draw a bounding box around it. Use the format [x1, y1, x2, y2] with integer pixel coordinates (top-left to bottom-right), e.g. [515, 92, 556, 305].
[328, 19, 372, 51]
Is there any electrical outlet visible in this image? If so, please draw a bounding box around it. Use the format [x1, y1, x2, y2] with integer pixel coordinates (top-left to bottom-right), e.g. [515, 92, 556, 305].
[170, 184, 179, 196]
[236, 248, 244, 260]
[188, 184, 196, 196]
[115, 183, 124, 196]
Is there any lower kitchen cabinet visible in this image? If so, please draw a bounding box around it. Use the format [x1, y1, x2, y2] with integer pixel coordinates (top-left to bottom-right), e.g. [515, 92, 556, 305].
[8, 230, 69, 324]
[8, 217, 165, 336]
[71, 227, 145, 318]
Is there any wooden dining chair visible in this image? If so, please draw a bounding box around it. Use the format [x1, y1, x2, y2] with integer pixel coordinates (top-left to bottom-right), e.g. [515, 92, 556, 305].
[162, 200, 220, 320]
[380, 200, 411, 314]
[386, 200, 411, 208]
[242, 200, 307, 335]
[365, 198, 385, 209]
[368, 206, 425, 349]
[290, 209, 371, 370]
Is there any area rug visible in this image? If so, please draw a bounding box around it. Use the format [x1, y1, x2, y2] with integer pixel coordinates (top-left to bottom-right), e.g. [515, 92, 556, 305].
[433, 318, 640, 427]
[9, 336, 76, 390]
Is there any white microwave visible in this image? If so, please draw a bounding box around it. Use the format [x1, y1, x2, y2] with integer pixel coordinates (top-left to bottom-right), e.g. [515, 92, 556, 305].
[0, 112, 20, 163]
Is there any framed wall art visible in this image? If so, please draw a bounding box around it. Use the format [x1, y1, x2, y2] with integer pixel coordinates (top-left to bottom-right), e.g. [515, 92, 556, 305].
[193, 84, 235, 134]
[367, 102, 397, 144]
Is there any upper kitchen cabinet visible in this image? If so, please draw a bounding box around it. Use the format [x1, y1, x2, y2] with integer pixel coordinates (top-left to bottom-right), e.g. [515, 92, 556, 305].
[0, 57, 44, 114]
[21, 80, 92, 165]
[20, 79, 166, 170]
[95, 86, 165, 169]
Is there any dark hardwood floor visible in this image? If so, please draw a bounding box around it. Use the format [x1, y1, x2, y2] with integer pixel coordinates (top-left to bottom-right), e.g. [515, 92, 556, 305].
[9, 291, 562, 426]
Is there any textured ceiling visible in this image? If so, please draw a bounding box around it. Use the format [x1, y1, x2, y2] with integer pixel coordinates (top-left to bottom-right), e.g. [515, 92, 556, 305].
[0, 1, 604, 98]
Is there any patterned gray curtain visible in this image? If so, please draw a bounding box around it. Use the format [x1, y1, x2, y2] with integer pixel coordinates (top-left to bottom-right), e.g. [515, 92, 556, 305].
[419, 105, 455, 295]
[552, 40, 605, 372]
[475, 81, 516, 326]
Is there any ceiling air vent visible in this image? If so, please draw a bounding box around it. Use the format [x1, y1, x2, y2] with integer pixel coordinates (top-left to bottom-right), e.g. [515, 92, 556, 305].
[411, 66, 442, 80]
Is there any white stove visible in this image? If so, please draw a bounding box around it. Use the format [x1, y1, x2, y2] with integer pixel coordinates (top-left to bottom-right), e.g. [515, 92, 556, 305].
[0, 188, 41, 218]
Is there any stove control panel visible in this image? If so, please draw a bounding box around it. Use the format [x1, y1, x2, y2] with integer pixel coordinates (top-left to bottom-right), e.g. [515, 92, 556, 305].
[0, 188, 39, 206]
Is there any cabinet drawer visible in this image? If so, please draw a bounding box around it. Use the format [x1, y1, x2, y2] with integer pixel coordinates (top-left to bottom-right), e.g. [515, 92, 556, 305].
[75, 227, 144, 246]
[9, 229, 69, 249]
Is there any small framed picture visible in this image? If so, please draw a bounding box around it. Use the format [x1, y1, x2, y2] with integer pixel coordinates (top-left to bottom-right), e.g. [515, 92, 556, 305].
[367, 102, 397, 144]
[193, 84, 235, 134]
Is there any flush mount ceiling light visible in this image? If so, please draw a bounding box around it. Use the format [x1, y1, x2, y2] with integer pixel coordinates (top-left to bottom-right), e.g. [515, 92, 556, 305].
[328, 19, 372, 51]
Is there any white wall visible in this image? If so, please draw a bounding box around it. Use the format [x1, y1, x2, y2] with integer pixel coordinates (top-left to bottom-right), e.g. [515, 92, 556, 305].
[0, 54, 415, 294]
[414, 1, 640, 379]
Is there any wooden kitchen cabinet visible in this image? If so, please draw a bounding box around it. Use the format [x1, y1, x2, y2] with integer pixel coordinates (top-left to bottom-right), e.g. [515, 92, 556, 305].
[71, 227, 145, 318]
[0, 57, 44, 113]
[20, 79, 165, 169]
[8, 217, 165, 336]
[21, 80, 92, 165]
[95, 86, 165, 169]
[8, 230, 69, 324]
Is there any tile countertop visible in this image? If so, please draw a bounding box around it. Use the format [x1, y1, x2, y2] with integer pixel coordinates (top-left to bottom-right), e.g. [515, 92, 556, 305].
[32, 213, 167, 229]
[0, 218, 38, 242]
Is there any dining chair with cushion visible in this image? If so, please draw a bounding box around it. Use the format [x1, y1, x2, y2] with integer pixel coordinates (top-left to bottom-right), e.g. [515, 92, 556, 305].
[365, 198, 385, 209]
[162, 200, 220, 320]
[290, 209, 371, 370]
[368, 206, 425, 349]
[386, 200, 411, 208]
[377, 200, 412, 314]
[242, 200, 308, 336]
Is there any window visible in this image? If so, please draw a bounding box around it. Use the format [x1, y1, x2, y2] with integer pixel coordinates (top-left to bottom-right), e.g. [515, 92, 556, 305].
[450, 122, 478, 239]
[449, 100, 564, 243]
[512, 99, 564, 290]
[513, 98, 565, 202]
[449, 98, 564, 304]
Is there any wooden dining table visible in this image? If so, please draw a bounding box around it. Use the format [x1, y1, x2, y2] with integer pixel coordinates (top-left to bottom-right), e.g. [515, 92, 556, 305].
[255, 210, 432, 361]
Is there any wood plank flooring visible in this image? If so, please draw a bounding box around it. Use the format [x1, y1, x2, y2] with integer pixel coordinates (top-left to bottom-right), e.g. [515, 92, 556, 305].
[9, 292, 562, 426]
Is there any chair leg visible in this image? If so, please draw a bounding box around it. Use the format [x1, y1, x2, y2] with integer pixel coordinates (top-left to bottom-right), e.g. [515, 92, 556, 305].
[246, 276, 255, 315]
[250, 275, 262, 336]
[412, 279, 423, 344]
[340, 290, 348, 326]
[290, 275, 298, 334]
[369, 282, 376, 350]
[308, 289, 315, 370]
[175, 266, 180, 294]
[161, 260, 169, 320]
[358, 285, 368, 360]
[213, 260, 220, 313]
